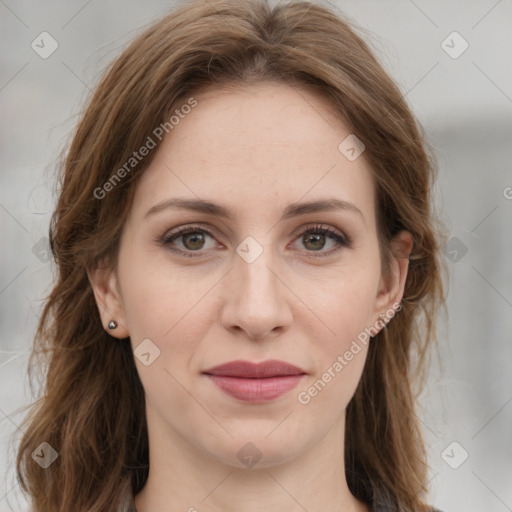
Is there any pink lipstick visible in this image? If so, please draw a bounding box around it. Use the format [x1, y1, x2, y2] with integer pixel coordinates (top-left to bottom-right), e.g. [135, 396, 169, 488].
[202, 359, 306, 403]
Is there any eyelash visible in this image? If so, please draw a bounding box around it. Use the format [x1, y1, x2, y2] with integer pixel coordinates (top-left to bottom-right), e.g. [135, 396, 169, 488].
[158, 223, 352, 259]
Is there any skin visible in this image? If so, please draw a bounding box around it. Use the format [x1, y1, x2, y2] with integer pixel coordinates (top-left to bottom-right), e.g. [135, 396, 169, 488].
[89, 81, 413, 512]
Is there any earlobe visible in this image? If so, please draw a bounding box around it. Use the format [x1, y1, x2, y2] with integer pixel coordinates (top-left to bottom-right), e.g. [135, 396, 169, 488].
[86, 266, 130, 338]
[373, 230, 413, 327]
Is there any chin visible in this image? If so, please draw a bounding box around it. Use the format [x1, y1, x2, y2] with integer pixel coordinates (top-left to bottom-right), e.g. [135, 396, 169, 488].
[200, 427, 314, 470]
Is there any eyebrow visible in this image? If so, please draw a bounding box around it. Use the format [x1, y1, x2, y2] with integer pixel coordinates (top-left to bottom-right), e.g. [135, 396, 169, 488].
[145, 197, 365, 224]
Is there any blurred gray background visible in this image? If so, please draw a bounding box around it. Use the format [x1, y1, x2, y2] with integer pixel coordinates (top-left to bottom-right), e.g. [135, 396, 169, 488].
[1, 1, 511, 511]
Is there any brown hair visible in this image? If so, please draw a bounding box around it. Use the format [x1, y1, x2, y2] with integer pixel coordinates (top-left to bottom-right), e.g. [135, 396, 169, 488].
[14, 0, 447, 510]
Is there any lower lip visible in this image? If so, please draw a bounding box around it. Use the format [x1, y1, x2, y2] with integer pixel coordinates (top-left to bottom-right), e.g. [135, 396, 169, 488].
[205, 374, 305, 403]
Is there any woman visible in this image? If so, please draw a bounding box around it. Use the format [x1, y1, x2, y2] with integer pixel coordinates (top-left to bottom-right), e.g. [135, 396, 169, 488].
[15, 0, 447, 511]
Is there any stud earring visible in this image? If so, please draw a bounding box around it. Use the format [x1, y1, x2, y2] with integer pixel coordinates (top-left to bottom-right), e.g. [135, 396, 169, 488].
[108, 320, 118, 330]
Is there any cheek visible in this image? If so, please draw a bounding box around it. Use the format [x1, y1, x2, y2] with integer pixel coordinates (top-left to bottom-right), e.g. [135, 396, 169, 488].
[116, 248, 212, 416]
[313, 261, 379, 348]
[117, 240, 215, 343]
[297, 261, 380, 405]
[326, 282, 376, 351]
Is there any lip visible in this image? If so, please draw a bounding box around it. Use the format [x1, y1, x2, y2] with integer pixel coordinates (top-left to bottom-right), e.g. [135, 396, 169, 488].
[202, 359, 307, 403]
[203, 359, 306, 378]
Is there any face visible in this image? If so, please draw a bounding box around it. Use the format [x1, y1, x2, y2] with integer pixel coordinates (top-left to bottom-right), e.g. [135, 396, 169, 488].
[90, 82, 411, 470]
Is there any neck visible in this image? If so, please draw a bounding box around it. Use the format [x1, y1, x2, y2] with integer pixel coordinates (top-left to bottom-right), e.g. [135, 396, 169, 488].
[134, 407, 368, 512]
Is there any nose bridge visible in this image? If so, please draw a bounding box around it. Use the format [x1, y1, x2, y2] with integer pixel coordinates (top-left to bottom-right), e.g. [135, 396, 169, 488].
[222, 236, 292, 338]
[238, 244, 277, 301]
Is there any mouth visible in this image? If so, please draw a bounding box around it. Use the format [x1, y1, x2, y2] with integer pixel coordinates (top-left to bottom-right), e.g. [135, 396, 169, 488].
[202, 359, 307, 403]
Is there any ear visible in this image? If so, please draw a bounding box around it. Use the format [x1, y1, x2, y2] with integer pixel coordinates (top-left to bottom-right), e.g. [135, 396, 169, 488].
[87, 265, 130, 339]
[372, 230, 413, 328]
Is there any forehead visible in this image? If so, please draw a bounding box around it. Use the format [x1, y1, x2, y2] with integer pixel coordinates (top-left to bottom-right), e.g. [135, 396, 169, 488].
[129, 82, 376, 226]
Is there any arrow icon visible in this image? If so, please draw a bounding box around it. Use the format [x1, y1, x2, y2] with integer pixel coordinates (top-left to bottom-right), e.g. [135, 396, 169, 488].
[442, 237, 468, 262]
[31, 31, 59, 59]
[441, 31, 468, 59]
[134, 339, 160, 366]
[441, 441, 468, 469]
[236, 236, 263, 263]
[32, 442, 58, 468]
[338, 134, 365, 161]
[236, 441, 262, 467]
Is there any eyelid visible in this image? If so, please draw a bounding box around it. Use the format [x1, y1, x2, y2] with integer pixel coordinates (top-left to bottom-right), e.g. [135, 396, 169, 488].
[158, 222, 352, 258]
[290, 223, 351, 245]
[158, 224, 223, 257]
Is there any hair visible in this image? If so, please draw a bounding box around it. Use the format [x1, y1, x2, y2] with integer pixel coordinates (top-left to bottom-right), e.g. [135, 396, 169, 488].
[14, 0, 448, 510]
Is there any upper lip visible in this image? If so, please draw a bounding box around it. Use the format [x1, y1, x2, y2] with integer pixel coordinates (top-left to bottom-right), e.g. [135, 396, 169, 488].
[202, 359, 307, 378]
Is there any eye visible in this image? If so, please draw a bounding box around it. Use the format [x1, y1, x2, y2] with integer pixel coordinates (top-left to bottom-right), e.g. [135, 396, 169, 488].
[290, 224, 351, 257]
[158, 223, 352, 259]
[160, 225, 219, 258]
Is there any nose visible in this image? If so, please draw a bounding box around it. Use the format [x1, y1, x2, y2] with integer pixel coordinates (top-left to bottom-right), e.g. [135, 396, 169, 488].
[220, 243, 293, 340]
